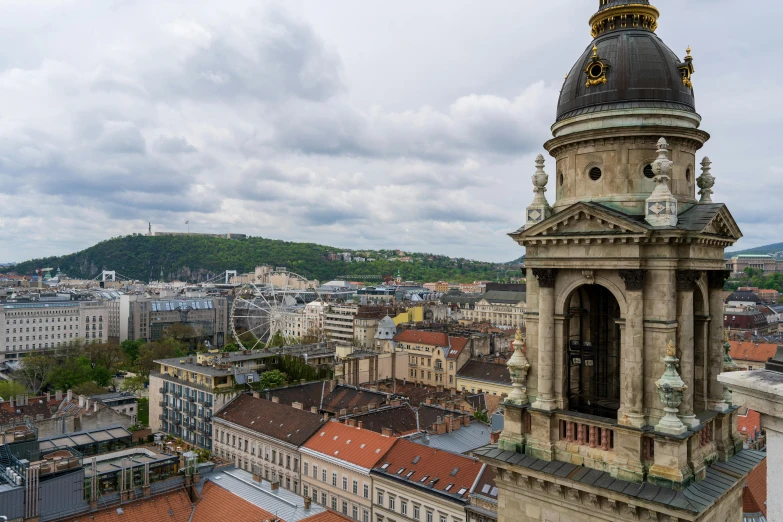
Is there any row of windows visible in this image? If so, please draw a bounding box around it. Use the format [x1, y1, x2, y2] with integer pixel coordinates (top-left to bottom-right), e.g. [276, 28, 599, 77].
[8, 316, 79, 324]
[302, 460, 369, 499]
[8, 324, 78, 333]
[302, 485, 369, 522]
[376, 489, 447, 522]
[214, 427, 298, 470]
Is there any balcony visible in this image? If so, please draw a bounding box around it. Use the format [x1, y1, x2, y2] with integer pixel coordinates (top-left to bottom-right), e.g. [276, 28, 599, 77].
[408, 361, 418, 367]
[557, 414, 615, 452]
[158, 400, 165, 408]
[433, 366, 444, 373]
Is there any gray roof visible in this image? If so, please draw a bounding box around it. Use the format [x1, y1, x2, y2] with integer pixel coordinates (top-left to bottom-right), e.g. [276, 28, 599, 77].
[409, 422, 492, 455]
[205, 467, 325, 521]
[475, 445, 765, 516]
[480, 290, 526, 304]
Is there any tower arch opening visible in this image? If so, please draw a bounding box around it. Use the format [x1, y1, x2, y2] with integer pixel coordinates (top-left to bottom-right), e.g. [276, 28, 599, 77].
[564, 284, 621, 419]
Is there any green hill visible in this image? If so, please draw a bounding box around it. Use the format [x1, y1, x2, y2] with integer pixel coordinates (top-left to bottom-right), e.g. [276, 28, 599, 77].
[4, 235, 513, 283]
[725, 242, 783, 259]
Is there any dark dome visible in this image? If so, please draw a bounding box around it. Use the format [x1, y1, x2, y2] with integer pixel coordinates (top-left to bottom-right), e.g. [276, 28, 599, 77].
[556, 7, 696, 122]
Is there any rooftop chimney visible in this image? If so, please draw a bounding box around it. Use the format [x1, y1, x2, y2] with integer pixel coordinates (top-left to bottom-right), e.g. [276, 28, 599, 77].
[311, 406, 318, 414]
[292, 402, 303, 410]
[425, 398, 433, 405]
[340, 408, 347, 417]
[252, 391, 260, 399]
[272, 396, 280, 404]
[46, 392, 50, 402]
[55, 390, 62, 401]
[323, 412, 330, 422]
[67, 390, 73, 402]
[358, 421, 363, 430]
[304, 497, 312, 510]
[271, 481, 280, 491]
[329, 379, 337, 392]
[85, 399, 91, 411]
[94, 402, 99, 413]
[382, 427, 393, 437]
[368, 402, 377, 411]
[78, 395, 85, 408]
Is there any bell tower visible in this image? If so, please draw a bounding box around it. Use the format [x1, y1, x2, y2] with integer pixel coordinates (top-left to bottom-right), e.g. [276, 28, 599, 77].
[476, 2, 764, 521]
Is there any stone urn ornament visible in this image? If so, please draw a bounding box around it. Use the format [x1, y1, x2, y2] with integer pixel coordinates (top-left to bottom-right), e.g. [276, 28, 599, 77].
[525, 155, 552, 228]
[654, 340, 688, 435]
[507, 328, 531, 405]
[696, 157, 715, 203]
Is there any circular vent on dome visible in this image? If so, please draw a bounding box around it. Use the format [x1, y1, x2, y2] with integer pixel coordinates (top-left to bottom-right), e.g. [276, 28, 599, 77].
[589, 167, 602, 181]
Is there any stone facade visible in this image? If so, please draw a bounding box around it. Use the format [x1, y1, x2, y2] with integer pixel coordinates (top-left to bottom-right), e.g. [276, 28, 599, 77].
[479, 1, 758, 520]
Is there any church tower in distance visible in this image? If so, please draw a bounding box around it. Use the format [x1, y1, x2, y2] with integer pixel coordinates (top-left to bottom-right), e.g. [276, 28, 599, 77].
[475, 1, 765, 521]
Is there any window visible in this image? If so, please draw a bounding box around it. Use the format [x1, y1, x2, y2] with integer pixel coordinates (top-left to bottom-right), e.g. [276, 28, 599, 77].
[304, 462, 309, 475]
[363, 484, 369, 498]
[352, 506, 358, 520]
[343, 476, 348, 490]
[312, 488, 318, 500]
[331, 496, 337, 510]
[304, 485, 309, 497]
[377, 491, 384, 505]
[389, 497, 395, 511]
[332, 472, 338, 487]
[440, 516, 446, 522]
[313, 465, 318, 479]
[353, 479, 358, 495]
[363, 510, 369, 522]
[342, 501, 348, 515]
[322, 492, 327, 506]
[401, 501, 408, 515]
[322, 470, 327, 482]
[426, 511, 433, 522]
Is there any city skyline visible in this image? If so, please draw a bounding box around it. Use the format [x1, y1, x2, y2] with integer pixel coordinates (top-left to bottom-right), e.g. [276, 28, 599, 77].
[0, 0, 779, 263]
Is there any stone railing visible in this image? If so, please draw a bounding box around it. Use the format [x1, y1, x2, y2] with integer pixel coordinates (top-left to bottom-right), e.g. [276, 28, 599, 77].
[557, 416, 615, 451]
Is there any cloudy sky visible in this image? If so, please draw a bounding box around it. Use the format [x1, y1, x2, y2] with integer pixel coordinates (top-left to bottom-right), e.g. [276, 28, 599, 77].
[0, 0, 780, 263]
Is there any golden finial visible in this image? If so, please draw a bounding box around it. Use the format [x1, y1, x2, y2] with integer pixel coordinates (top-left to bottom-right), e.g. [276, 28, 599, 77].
[564, 74, 568, 80]
[592, 44, 599, 57]
[666, 340, 676, 357]
[686, 46, 692, 58]
[515, 327, 524, 342]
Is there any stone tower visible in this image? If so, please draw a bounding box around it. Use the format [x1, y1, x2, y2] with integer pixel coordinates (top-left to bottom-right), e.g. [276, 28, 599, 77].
[475, 2, 765, 521]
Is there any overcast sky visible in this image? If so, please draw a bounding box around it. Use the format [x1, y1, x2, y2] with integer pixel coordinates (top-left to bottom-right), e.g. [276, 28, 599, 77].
[0, 0, 780, 264]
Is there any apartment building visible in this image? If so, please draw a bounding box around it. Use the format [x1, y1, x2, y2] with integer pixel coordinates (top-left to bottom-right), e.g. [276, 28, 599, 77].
[393, 331, 471, 389]
[212, 393, 325, 494]
[371, 438, 485, 522]
[149, 350, 279, 448]
[0, 296, 108, 361]
[127, 297, 229, 347]
[325, 304, 359, 343]
[301, 422, 396, 522]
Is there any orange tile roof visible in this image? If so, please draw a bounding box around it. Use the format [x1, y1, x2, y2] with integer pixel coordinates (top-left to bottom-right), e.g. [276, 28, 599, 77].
[728, 341, 778, 364]
[743, 457, 767, 517]
[446, 337, 469, 359]
[302, 511, 355, 522]
[80, 491, 194, 522]
[394, 330, 449, 347]
[302, 421, 396, 469]
[372, 438, 484, 500]
[738, 409, 762, 440]
[192, 481, 277, 522]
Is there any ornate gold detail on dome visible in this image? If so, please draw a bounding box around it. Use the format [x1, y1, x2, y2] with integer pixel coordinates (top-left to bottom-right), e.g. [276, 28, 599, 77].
[584, 45, 610, 88]
[589, 4, 660, 38]
[679, 46, 695, 90]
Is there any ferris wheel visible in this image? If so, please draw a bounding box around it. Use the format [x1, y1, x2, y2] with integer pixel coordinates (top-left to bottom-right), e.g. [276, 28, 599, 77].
[229, 270, 324, 349]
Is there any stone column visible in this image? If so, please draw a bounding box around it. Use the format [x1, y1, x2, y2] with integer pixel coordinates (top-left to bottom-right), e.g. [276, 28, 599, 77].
[619, 270, 646, 428]
[676, 270, 700, 427]
[532, 268, 557, 411]
[707, 270, 730, 412]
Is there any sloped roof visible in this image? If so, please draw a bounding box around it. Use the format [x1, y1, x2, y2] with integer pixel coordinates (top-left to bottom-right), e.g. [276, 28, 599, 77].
[372, 438, 483, 501]
[214, 394, 325, 447]
[302, 511, 355, 522]
[192, 481, 275, 522]
[266, 381, 326, 411]
[0, 396, 60, 424]
[472, 465, 498, 501]
[323, 386, 388, 414]
[729, 342, 777, 363]
[86, 491, 193, 522]
[414, 422, 492, 454]
[743, 457, 767, 518]
[446, 337, 469, 359]
[728, 292, 762, 304]
[481, 290, 526, 304]
[394, 330, 449, 347]
[457, 360, 511, 386]
[738, 409, 762, 440]
[342, 404, 419, 436]
[303, 421, 396, 469]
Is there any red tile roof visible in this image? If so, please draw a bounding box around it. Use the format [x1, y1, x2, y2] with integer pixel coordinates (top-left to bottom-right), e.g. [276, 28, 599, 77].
[729, 341, 777, 364]
[372, 438, 483, 501]
[743, 456, 767, 517]
[738, 409, 762, 440]
[192, 481, 276, 522]
[392, 330, 469, 359]
[394, 330, 449, 347]
[302, 421, 397, 469]
[81, 491, 193, 522]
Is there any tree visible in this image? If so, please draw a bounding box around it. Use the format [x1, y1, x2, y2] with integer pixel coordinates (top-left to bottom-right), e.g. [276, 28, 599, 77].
[72, 381, 107, 397]
[84, 342, 124, 374]
[256, 370, 288, 389]
[121, 339, 145, 363]
[120, 374, 147, 395]
[164, 323, 198, 342]
[0, 380, 28, 399]
[13, 355, 57, 395]
[135, 339, 187, 378]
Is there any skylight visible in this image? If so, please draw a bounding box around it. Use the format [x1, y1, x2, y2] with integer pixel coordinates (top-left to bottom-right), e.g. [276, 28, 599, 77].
[360, 444, 366, 449]
[419, 475, 429, 483]
[381, 463, 390, 470]
[412, 456, 421, 464]
[445, 484, 454, 491]
[406, 471, 415, 478]
[457, 488, 467, 495]
[490, 487, 498, 496]
[481, 484, 491, 494]
[397, 468, 405, 475]
[450, 467, 459, 476]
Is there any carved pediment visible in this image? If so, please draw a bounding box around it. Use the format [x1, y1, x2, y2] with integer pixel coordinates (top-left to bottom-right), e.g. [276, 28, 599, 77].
[511, 202, 651, 242]
[702, 206, 742, 240]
